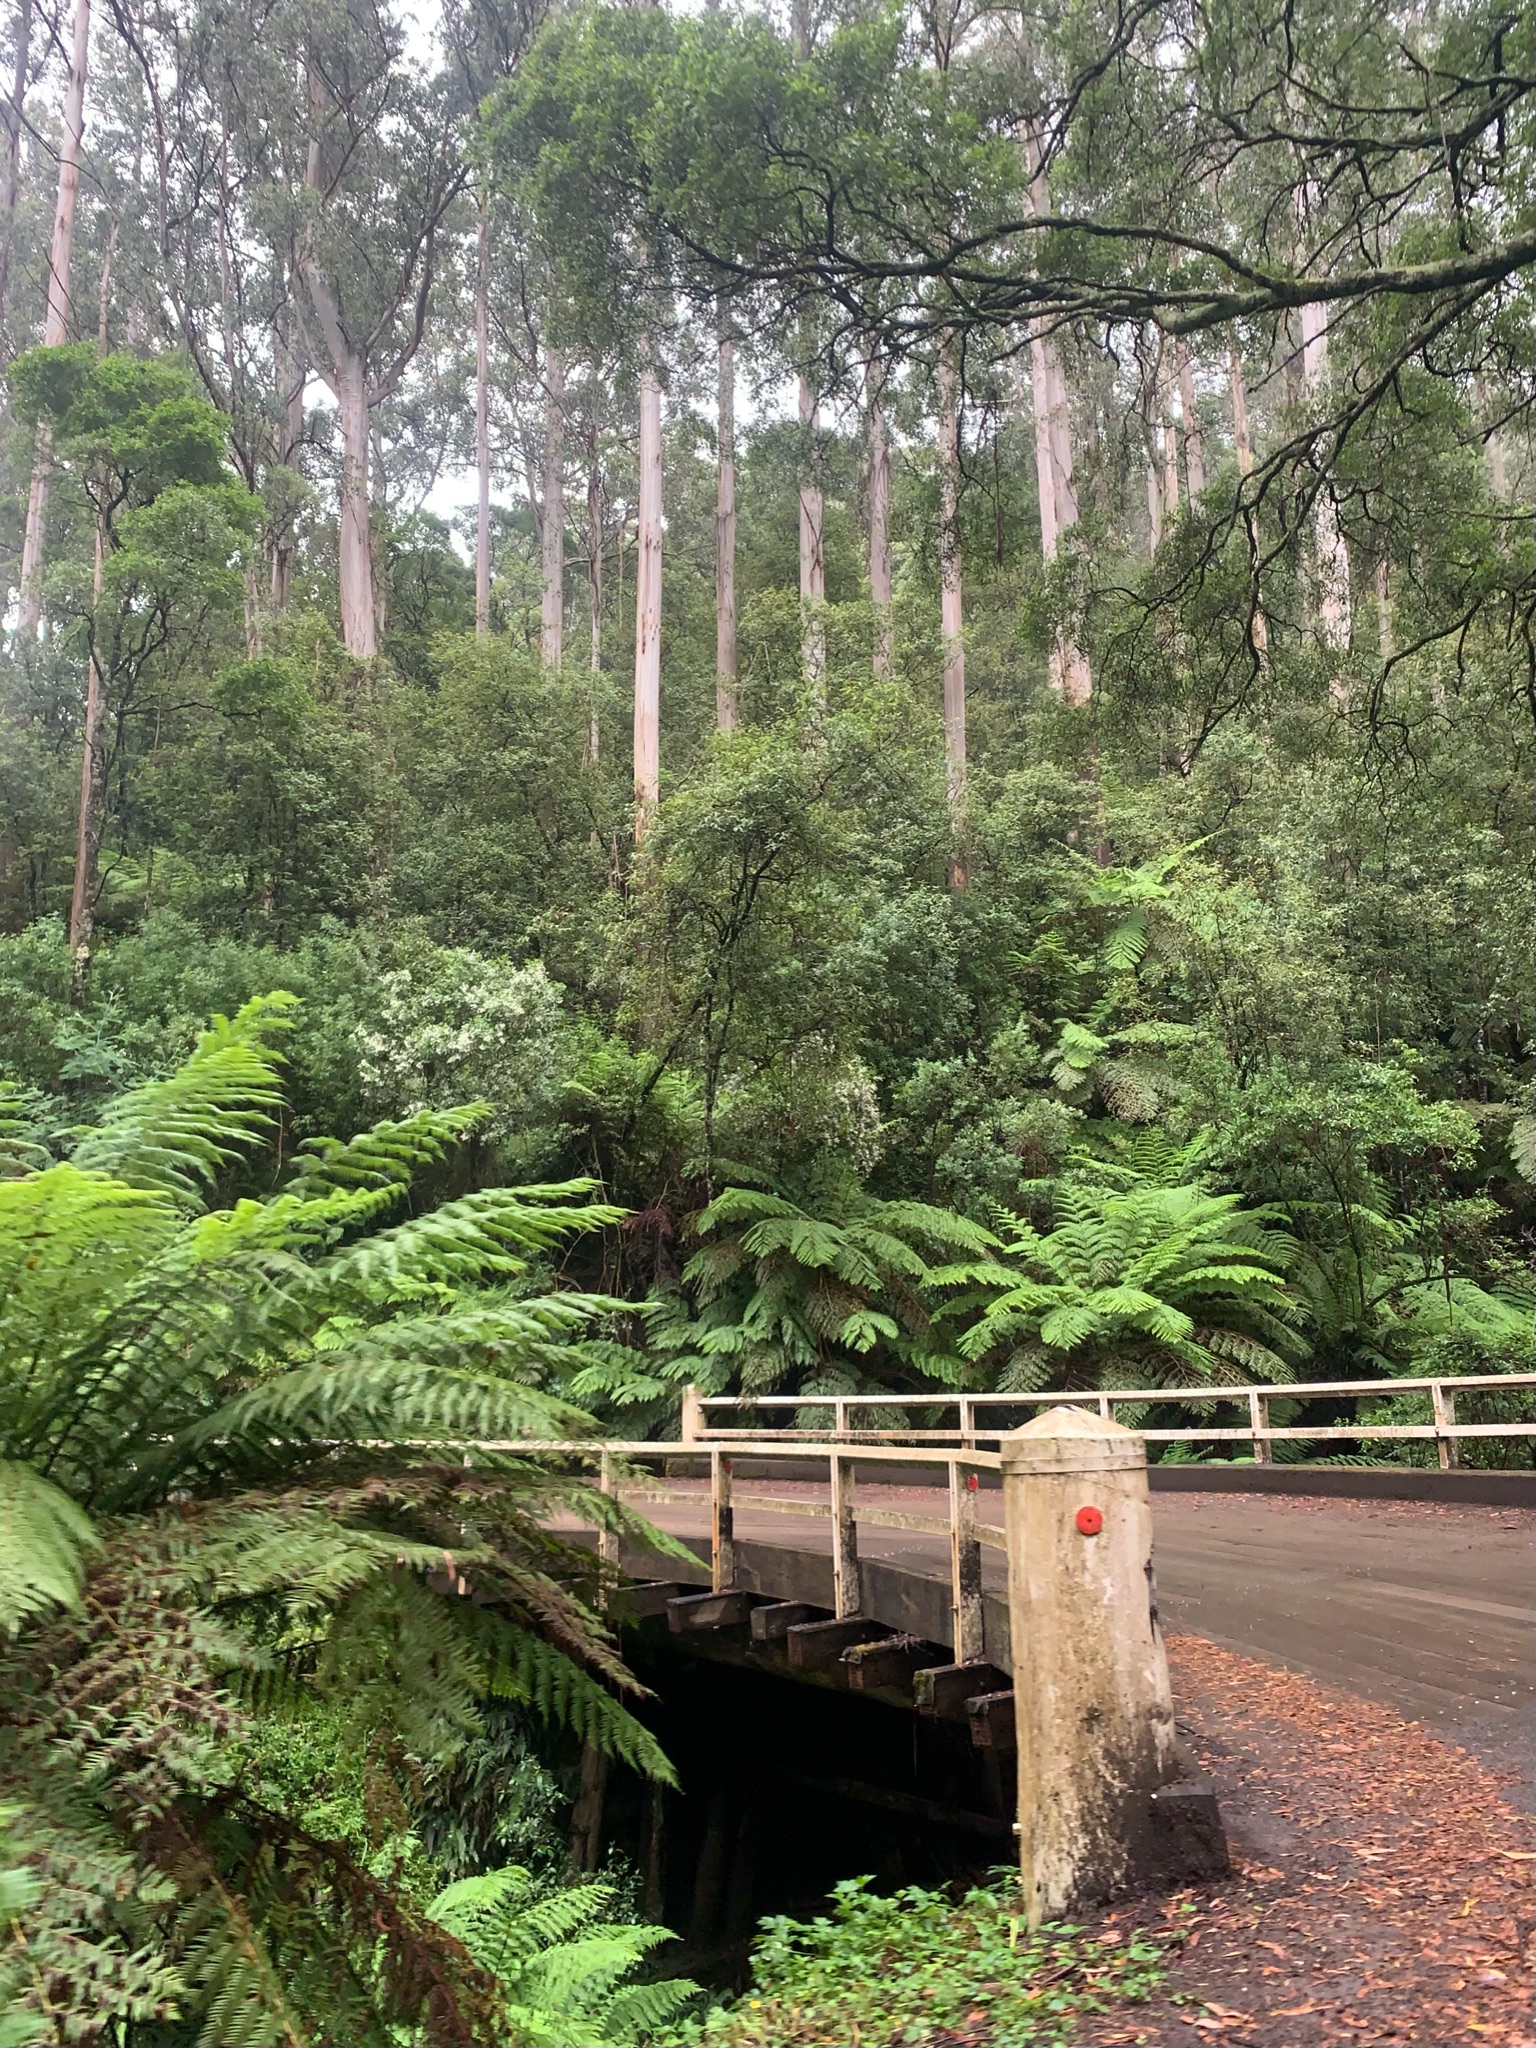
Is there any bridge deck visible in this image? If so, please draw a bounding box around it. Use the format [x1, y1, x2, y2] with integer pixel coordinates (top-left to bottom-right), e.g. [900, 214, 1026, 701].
[587, 1480, 1533, 1797]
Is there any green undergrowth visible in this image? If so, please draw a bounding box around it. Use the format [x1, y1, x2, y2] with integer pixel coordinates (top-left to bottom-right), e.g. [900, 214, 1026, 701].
[664, 1874, 1183, 2047]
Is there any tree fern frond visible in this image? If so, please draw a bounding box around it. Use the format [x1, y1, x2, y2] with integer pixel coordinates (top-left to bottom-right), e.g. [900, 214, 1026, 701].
[68, 994, 294, 1208]
[482, 1623, 676, 1785]
[0, 1462, 99, 1631]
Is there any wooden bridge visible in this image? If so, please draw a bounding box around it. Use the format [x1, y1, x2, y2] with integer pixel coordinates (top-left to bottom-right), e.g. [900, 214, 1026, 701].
[520, 1371, 1534, 1920]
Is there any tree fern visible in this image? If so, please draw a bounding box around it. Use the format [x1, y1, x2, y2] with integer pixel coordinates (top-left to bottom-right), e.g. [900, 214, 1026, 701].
[0, 994, 675, 2044]
[68, 992, 294, 1206]
[0, 1462, 99, 1632]
[681, 1178, 989, 1397]
[940, 1183, 1304, 1388]
[428, 1866, 700, 2046]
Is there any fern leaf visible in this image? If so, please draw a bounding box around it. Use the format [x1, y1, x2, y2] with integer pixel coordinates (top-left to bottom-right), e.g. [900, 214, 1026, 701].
[69, 994, 294, 1207]
[0, 1462, 98, 1631]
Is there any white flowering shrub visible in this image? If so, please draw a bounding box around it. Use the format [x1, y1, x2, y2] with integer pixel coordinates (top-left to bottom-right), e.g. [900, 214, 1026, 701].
[355, 942, 572, 1152]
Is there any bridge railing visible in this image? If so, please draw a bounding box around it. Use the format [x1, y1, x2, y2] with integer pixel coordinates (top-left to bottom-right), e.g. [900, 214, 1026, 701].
[472, 1437, 1003, 1666]
[685, 1371, 1536, 1472]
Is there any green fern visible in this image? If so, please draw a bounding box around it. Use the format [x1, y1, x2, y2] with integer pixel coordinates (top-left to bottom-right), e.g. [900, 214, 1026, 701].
[938, 1182, 1303, 1388]
[0, 992, 674, 2044]
[0, 1463, 99, 1632]
[679, 1179, 990, 1397]
[429, 1866, 699, 2046]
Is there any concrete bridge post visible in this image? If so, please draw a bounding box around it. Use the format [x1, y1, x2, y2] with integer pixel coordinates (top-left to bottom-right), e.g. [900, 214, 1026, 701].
[1001, 1406, 1177, 1927]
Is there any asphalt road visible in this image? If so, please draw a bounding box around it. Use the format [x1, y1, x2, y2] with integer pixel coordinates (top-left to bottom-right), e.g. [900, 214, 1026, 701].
[612, 1480, 1534, 1802]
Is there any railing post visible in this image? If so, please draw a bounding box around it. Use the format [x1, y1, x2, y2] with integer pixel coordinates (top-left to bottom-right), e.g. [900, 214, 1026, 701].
[1248, 1389, 1271, 1464]
[833, 1398, 850, 1444]
[680, 1384, 704, 1444]
[1097, 1395, 1112, 1420]
[959, 1397, 976, 1449]
[831, 1453, 859, 1617]
[1001, 1409, 1176, 1927]
[711, 1449, 734, 1590]
[598, 1450, 620, 1568]
[948, 1459, 984, 1663]
[1432, 1382, 1459, 1470]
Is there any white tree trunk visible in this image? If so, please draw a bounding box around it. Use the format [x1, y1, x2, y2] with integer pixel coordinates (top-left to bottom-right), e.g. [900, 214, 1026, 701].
[1023, 127, 1090, 701]
[67, 508, 106, 965]
[270, 298, 305, 610]
[1228, 342, 1254, 477]
[1160, 390, 1180, 525]
[633, 364, 662, 836]
[1299, 299, 1351, 653]
[17, 0, 90, 636]
[540, 346, 566, 667]
[865, 357, 892, 675]
[937, 339, 967, 887]
[1028, 327, 1059, 560]
[715, 318, 737, 728]
[474, 201, 491, 637]
[0, 0, 32, 337]
[798, 374, 826, 689]
[1175, 339, 1205, 497]
[333, 346, 377, 659]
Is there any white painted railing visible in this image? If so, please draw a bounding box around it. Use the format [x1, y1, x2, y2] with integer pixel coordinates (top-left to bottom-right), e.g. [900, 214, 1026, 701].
[685, 1373, 1536, 1472]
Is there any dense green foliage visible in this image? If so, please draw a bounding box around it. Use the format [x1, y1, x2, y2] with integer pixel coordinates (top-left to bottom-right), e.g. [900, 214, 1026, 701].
[669, 1874, 1178, 2046]
[0, 999, 694, 2042]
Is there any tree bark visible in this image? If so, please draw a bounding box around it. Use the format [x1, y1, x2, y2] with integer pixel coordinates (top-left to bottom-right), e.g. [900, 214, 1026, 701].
[330, 342, 377, 658]
[715, 314, 737, 728]
[1299, 298, 1351, 654]
[865, 355, 892, 675]
[0, 0, 34, 344]
[1175, 338, 1205, 497]
[586, 427, 602, 764]
[633, 362, 662, 837]
[1227, 342, 1269, 654]
[1028, 326, 1058, 559]
[67, 507, 107, 974]
[1228, 341, 1254, 477]
[17, 0, 90, 636]
[937, 338, 967, 889]
[540, 345, 565, 666]
[474, 199, 491, 637]
[1024, 127, 1091, 702]
[797, 373, 825, 689]
[270, 297, 305, 610]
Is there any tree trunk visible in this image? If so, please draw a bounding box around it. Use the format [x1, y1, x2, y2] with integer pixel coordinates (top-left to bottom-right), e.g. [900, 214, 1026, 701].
[474, 199, 491, 637]
[1159, 387, 1180, 525]
[1175, 339, 1205, 497]
[1227, 344, 1269, 654]
[1023, 128, 1091, 701]
[17, 0, 90, 636]
[540, 346, 565, 666]
[1299, 299, 1351, 654]
[937, 339, 967, 890]
[270, 300, 305, 610]
[568, 1744, 609, 1875]
[865, 356, 892, 675]
[797, 373, 825, 689]
[715, 314, 737, 728]
[633, 363, 662, 836]
[1028, 325, 1058, 559]
[67, 507, 107, 976]
[586, 431, 602, 764]
[1228, 342, 1254, 477]
[0, 0, 32, 343]
[332, 345, 377, 659]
